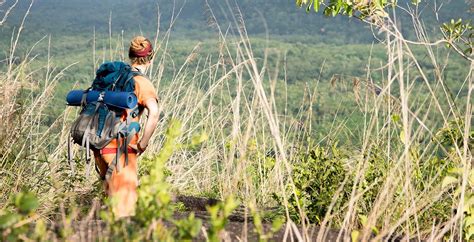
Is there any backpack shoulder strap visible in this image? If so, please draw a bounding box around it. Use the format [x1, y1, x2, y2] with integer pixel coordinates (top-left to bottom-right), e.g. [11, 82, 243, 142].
[123, 69, 141, 89]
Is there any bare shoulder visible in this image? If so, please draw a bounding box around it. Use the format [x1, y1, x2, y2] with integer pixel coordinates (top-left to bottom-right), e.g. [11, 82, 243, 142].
[133, 74, 156, 93]
[133, 75, 151, 83]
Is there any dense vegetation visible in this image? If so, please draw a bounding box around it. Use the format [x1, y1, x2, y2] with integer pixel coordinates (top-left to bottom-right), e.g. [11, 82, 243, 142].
[4, 0, 472, 42]
[0, 0, 472, 241]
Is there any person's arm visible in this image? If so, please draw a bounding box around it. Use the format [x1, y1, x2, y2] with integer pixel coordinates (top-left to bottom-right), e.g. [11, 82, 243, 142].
[137, 98, 159, 153]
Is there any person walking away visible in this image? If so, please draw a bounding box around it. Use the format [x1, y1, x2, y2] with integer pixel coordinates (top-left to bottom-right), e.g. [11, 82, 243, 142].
[93, 36, 160, 218]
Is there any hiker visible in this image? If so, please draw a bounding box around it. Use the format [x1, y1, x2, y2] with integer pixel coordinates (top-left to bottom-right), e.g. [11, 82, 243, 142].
[93, 36, 160, 218]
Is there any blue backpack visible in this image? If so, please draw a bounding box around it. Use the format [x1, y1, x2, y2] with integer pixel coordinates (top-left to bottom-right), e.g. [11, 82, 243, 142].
[68, 61, 142, 179]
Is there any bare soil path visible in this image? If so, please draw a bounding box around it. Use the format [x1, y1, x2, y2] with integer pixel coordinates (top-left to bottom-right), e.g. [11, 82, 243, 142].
[68, 195, 342, 241]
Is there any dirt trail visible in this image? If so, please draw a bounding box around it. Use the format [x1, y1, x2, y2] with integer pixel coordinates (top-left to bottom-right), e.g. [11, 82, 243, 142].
[69, 195, 341, 241]
[174, 195, 340, 241]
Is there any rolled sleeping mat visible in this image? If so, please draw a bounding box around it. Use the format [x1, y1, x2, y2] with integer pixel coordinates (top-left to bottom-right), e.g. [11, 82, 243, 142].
[66, 90, 138, 109]
[102, 91, 138, 109]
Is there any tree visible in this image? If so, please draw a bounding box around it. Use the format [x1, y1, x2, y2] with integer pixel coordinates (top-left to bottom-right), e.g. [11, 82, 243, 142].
[295, 0, 473, 60]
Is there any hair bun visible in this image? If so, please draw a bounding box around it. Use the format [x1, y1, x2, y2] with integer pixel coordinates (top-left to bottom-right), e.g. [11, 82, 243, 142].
[129, 36, 153, 58]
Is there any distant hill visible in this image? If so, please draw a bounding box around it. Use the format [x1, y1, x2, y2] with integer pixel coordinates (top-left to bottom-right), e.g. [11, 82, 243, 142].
[3, 0, 471, 44]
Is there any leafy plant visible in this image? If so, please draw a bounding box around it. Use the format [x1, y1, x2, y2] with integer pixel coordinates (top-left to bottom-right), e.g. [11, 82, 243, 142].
[442, 167, 474, 240]
[206, 196, 240, 242]
[295, 0, 401, 19]
[173, 213, 202, 241]
[134, 120, 182, 227]
[437, 118, 474, 240]
[441, 19, 473, 56]
[249, 202, 284, 242]
[351, 214, 380, 242]
[99, 120, 204, 241]
[436, 119, 474, 151]
[275, 143, 352, 224]
[0, 192, 42, 242]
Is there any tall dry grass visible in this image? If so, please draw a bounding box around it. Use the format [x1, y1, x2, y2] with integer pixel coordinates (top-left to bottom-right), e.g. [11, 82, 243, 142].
[0, 0, 83, 219]
[0, 0, 472, 241]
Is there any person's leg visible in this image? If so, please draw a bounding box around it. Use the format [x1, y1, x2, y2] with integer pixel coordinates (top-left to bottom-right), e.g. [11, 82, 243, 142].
[107, 153, 138, 217]
[96, 152, 138, 218]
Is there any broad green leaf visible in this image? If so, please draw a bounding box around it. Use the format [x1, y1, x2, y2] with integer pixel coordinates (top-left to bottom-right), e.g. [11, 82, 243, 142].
[372, 226, 379, 235]
[34, 219, 47, 239]
[223, 196, 239, 216]
[467, 225, 474, 240]
[399, 131, 406, 144]
[207, 205, 219, 218]
[15, 192, 39, 215]
[464, 216, 474, 227]
[464, 47, 473, 55]
[441, 175, 459, 188]
[464, 204, 472, 214]
[351, 230, 360, 242]
[467, 193, 474, 201]
[0, 213, 20, 229]
[447, 167, 463, 176]
[392, 114, 401, 123]
[359, 214, 368, 226]
[454, 187, 462, 197]
[191, 132, 208, 146]
[314, 0, 320, 12]
[464, 195, 474, 213]
[271, 217, 285, 233]
[469, 170, 474, 185]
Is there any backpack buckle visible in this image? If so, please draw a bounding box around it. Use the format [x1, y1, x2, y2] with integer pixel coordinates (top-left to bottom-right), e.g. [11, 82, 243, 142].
[97, 92, 105, 102]
[130, 107, 139, 118]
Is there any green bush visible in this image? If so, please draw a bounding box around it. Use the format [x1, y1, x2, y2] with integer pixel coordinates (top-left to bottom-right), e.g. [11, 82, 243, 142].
[275, 143, 352, 224]
[0, 192, 45, 242]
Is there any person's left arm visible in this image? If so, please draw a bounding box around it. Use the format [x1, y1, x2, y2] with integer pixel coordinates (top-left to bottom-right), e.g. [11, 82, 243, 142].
[137, 98, 159, 153]
[129, 75, 159, 154]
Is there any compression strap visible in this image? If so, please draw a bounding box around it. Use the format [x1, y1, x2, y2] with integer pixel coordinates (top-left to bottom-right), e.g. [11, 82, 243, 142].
[101, 147, 137, 155]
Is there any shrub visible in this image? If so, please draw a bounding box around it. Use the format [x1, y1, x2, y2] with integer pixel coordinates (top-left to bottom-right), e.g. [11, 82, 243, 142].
[275, 143, 352, 224]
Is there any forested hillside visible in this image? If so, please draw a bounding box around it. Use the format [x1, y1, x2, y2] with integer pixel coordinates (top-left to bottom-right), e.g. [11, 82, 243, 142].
[0, 0, 472, 240]
[5, 0, 471, 43]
